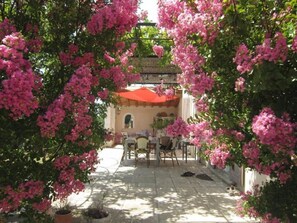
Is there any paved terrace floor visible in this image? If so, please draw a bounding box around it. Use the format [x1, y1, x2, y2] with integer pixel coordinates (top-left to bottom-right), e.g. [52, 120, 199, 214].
[64, 146, 257, 223]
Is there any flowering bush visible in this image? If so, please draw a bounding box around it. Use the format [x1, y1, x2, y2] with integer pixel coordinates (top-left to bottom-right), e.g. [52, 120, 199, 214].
[165, 117, 190, 137]
[158, 0, 297, 222]
[0, 0, 139, 221]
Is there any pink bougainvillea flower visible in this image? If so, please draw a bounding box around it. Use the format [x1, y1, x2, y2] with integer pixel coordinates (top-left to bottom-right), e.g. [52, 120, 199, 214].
[235, 77, 245, 92]
[104, 52, 116, 64]
[166, 117, 190, 137]
[152, 45, 164, 58]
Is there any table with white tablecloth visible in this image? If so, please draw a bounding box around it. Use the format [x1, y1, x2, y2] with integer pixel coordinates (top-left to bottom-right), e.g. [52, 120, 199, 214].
[181, 139, 201, 163]
[123, 137, 160, 165]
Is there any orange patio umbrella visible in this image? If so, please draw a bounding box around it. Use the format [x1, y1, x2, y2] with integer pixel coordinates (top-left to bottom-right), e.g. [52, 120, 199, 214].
[116, 87, 178, 103]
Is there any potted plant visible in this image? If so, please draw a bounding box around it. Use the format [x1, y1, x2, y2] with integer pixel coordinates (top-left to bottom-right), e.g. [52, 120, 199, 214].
[150, 118, 173, 137]
[54, 200, 73, 223]
[83, 192, 110, 223]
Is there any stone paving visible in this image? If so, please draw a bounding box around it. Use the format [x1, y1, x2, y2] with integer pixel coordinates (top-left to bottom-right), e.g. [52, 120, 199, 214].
[66, 146, 257, 223]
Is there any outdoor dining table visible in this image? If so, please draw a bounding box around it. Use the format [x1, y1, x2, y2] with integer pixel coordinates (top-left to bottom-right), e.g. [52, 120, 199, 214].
[123, 137, 161, 165]
[181, 139, 200, 163]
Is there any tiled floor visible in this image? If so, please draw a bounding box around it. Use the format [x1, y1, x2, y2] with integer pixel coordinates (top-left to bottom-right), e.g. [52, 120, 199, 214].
[65, 146, 257, 223]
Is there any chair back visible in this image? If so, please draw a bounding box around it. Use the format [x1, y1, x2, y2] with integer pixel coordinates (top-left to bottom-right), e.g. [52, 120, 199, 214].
[135, 136, 149, 149]
[165, 137, 180, 150]
[160, 136, 170, 146]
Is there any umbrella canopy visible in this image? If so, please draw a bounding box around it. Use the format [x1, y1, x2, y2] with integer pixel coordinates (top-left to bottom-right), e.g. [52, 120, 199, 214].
[116, 87, 180, 107]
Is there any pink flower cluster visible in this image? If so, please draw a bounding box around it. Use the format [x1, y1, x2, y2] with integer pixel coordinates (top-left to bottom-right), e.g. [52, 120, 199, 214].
[0, 30, 42, 119]
[0, 19, 16, 39]
[152, 45, 164, 58]
[0, 180, 50, 213]
[243, 139, 292, 183]
[172, 44, 205, 80]
[190, 73, 214, 96]
[188, 121, 214, 148]
[235, 77, 245, 92]
[97, 88, 109, 100]
[158, 0, 222, 97]
[87, 0, 138, 35]
[59, 44, 96, 68]
[166, 117, 190, 137]
[158, 0, 222, 44]
[255, 33, 288, 63]
[216, 128, 245, 141]
[153, 83, 165, 96]
[231, 130, 245, 141]
[234, 32, 288, 74]
[25, 23, 43, 53]
[236, 188, 261, 218]
[242, 107, 297, 183]
[233, 44, 253, 74]
[38, 66, 93, 141]
[209, 143, 230, 169]
[99, 43, 140, 90]
[32, 199, 51, 213]
[158, 0, 184, 30]
[195, 97, 209, 113]
[164, 87, 175, 98]
[100, 65, 140, 90]
[104, 52, 116, 64]
[53, 150, 98, 199]
[104, 130, 114, 142]
[252, 107, 296, 153]
[243, 140, 260, 166]
[138, 10, 148, 22]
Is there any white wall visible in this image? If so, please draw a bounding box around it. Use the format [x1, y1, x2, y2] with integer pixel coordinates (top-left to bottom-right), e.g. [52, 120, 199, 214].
[244, 168, 270, 192]
[178, 90, 196, 121]
[104, 106, 116, 131]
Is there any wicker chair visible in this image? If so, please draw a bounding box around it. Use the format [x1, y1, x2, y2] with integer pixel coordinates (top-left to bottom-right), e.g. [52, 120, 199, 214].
[135, 136, 150, 167]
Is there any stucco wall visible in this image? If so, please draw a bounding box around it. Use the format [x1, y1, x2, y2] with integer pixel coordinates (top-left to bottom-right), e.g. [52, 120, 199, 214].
[115, 106, 178, 136]
[244, 168, 270, 192]
[104, 106, 116, 131]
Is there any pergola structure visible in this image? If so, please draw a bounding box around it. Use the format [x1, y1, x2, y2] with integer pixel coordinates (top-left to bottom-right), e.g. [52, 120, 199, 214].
[130, 23, 180, 85]
[116, 23, 181, 107]
[131, 56, 180, 85]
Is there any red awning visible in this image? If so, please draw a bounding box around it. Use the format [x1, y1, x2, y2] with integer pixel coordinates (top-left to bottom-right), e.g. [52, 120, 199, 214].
[116, 87, 178, 103]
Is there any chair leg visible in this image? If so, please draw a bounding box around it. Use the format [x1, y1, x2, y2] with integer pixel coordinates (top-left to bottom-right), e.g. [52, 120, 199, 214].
[174, 151, 180, 165]
[135, 152, 137, 166]
[147, 152, 150, 168]
[171, 151, 175, 166]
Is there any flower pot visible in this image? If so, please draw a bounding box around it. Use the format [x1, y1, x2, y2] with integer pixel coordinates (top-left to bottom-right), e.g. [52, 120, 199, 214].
[54, 210, 73, 223]
[88, 214, 110, 223]
[85, 208, 110, 223]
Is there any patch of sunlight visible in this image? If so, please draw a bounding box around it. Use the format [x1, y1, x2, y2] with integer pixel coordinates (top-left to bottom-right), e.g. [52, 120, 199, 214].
[116, 166, 135, 172]
[177, 215, 228, 222]
[109, 197, 153, 217]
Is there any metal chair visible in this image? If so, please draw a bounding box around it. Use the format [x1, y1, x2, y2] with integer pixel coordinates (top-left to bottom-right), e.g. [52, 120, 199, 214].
[159, 137, 180, 166]
[159, 136, 171, 147]
[135, 136, 150, 167]
[122, 135, 135, 160]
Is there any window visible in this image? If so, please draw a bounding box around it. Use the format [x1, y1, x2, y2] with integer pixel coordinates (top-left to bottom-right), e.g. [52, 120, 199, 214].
[124, 114, 134, 129]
